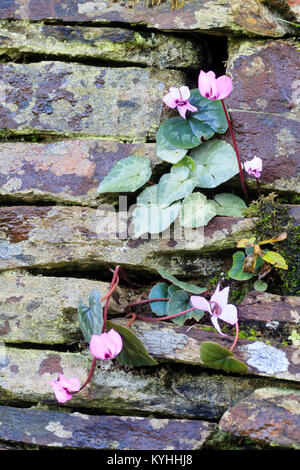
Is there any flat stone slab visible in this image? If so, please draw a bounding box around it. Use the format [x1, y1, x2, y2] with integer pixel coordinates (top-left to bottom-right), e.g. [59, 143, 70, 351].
[0, 140, 157, 206]
[0, 275, 128, 344]
[219, 387, 300, 449]
[0, 205, 255, 277]
[111, 319, 300, 382]
[226, 39, 300, 194]
[0, 1, 290, 37]
[238, 291, 300, 332]
[0, 20, 203, 69]
[0, 62, 185, 139]
[0, 346, 277, 419]
[0, 405, 215, 450]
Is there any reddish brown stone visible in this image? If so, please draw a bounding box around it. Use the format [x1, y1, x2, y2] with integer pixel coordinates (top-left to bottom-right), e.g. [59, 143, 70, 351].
[238, 291, 300, 327]
[0, 1, 289, 36]
[226, 39, 300, 193]
[0, 140, 157, 206]
[220, 387, 300, 449]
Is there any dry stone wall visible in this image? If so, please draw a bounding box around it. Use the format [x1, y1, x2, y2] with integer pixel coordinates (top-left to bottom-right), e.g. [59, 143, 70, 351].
[0, 0, 299, 451]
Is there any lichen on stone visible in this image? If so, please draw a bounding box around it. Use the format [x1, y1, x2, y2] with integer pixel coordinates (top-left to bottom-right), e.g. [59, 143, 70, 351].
[241, 341, 290, 374]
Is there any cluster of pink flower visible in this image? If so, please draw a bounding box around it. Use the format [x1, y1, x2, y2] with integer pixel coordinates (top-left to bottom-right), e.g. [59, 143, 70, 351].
[163, 70, 262, 179]
[48, 329, 123, 403]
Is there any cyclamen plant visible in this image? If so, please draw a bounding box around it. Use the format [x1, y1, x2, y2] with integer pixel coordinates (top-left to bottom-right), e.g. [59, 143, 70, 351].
[48, 265, 248, 403]
[97, 69, 253, 238]
[48, 70, 265, 403]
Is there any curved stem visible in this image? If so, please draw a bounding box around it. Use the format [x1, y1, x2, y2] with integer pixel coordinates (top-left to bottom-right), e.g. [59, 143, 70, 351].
[221, 99, 249, 203]
[230, 322, 239, 352]
[135, 307, 196, 322]
[127, 297, 170, 307]
[74, 266, 121, 396]
[125, 313, 136, 328]
[74, 357, 96, 393]
[102, 267, 120, 333]
[100, 280, 119, 302]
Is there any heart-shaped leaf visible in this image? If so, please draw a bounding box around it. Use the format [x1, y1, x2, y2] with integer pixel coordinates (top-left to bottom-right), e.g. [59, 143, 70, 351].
[253, 279, 268, 292]
[188, 89, 228, 134]
[179, 192, 216, 228]
[132, 201, 181, 238]
[187, 117, 215, 140]
[156, 118, 202, 150]
[156, 125, 188, 163]
[98, 155, 152, 193]
[200, 341, 248, 373]
[210, 193, 247, 217]
[168, 290, 204, 326]
[228, 251, 254, 281]
[157, 167, 198, 208]
[149, 282, 169, 316]
[106, 320, 158, 367]
[78, 290, 103, 343]
[190, 140, 239, 188]
[157, 266, 207, 294]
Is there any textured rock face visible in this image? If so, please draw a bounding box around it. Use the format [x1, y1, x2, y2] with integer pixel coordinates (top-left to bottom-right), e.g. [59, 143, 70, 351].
[0, 405, 216, 450]
[0, 205, 254, 276]
[0, 62, 185, 139]
[0, 140, 157, 206]
[226, 39, 300, 193]
[0, 275, 128, 344]
[238, 291, 300, 333]
[220, 387, 300, 449]
[0, 0, 291, 36]
[0, 346, 276, 419]
[0, 21, 204, 69]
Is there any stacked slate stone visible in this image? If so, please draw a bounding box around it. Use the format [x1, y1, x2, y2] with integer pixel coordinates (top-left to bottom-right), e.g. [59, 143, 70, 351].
[0, 0, 299, 451]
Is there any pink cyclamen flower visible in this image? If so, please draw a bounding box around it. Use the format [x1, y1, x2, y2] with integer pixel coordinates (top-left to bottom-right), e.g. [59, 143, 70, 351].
[198, 70, 233, 101]
[244, 156, 262, 178]
[190, 283, 238, 335]
[163, 86, 197, 119]
[48, 373, 80, 404]
[89, 329, 123, 360]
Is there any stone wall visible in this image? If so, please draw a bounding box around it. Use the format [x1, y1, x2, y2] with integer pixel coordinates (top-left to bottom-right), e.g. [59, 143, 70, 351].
[0, 0, 299, 451]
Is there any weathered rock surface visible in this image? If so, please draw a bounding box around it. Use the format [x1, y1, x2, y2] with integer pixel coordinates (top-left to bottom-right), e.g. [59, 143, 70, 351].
[110, 319, 300, 382]
[226, 39, 300, 194]
[0, 140, 158, 206]
[0, 20, 203, 69]
[0, 62, 185, 139]
[0, 205, 255, 276]
[0, 1, 291, 37]
[219, 387, 300, 449]
[0, 405, 216, 450]
[0, 346, 279, 419]
[264, 0, 300, 21]
[0, 275, 128, 344]
[238, 291, 300, 334]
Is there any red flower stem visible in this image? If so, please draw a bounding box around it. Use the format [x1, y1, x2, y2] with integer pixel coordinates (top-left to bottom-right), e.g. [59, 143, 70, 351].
[127, 297, 170, 307]
[100, 280, 119, 302]
[230, 322, 239, 352]
[221, 99, 249, 203]
[125, 313, 136, 328]
[135, 307, 196, 322]
[77, 357, 96, 392]
[75, 266, 121, 395]
[102, 267, 120, 333]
